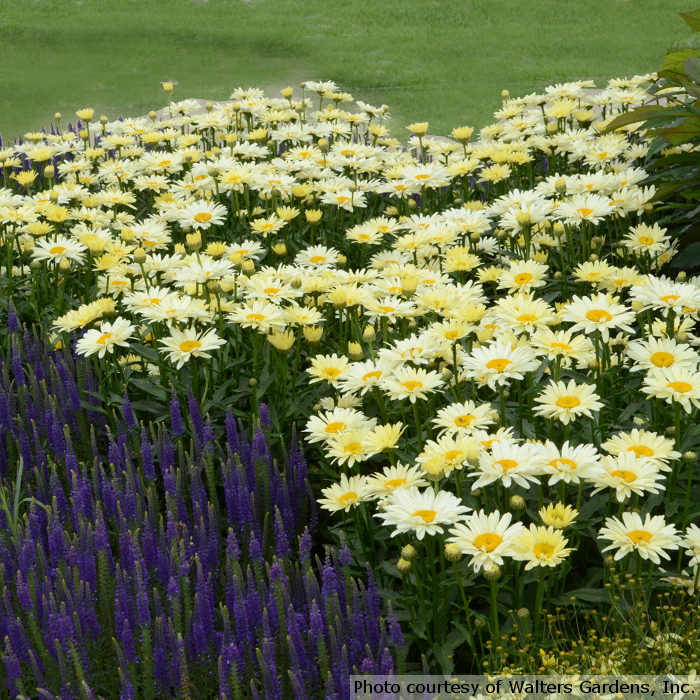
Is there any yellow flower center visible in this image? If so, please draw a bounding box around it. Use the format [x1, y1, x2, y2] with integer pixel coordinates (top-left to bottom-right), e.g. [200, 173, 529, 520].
[627, 445, 653, 458]
[50, 246, 67, 255]
[474, 533, 503, 552]
[415, 174, 431, 180]
[586, 309, 612, 323]
[551, 342, 572, 351]
[362, 371, 383, 382]
[263, 287, 281, 295]
[323, 368, 342, 378]
[324, 421, 346, 434]
[444, 450, 462, 462]
[627, 530, 652, 544]
[344, 443, 362, 454]
[445, 330, 459, 340]
[402, 380, 424, 391]
[339, 492, 357, 505]
[550, 458, 576, 470]
[384, 478, 406, 489]
[194, 212, 212, 223]
[247, 313, 266, 322]
[455, 415, 474, 427]
[495, 458, 518, 471]
[336, 196, 351, 204]
[556, 396, 580, 409]
[650, 351, 674, 367]
[179, 340, 201, 353]
[486, 358, 511, 372]
[310, 255, 327, 264]
[534, 543, 555, 558]
[96, 332, 113, 345]
[668, 381, 692, 394]
[517, 314, 538, 323]
[148, 298, 161, 305]
[411, 509, 437, 523]
[577, 208, 594, 218]
[639, 236, 654, 246]
[610, 469, 637, 483]
[514, 272, 533, 285]
[378, 305, 396, 313]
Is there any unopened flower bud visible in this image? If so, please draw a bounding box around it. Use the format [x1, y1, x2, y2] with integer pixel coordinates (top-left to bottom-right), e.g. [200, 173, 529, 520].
[272, 243, 287, 257]
[684, 451, 698, 464]
[397, 558, 413, 574]
[604, 555, 615, 567]
[207, 279, 220, 294]
[44, 165, 55, 179]
[133, 247, 146, 264]
[348, 341, 363, 360]
[337, 254, 347, 268]
[318, 138, 329, 151]
[553, 222, 565, 236]
[249, 377, 257, 387]
[470, 231, 481, 242]
[303, 325, 323, 343]
[242, 259, 256, 276]
[510, 495, 526, 510]
[517, 607, 530, 620]
[59, 259, 71, 271]
[553, 271, 562, 280]
[407, 198, 417, 209]
[516, 212, 531, 227]
[546, 122, 558, 134]
[675, 331, 689, 342]
[677, 271, 687, 282]
[362, 324, 376, 342]
[501, 90, 510, 100]
[401, 544, 417, 561]
[631, 301, 644, 313]
[444, 543, 462, 562]
[666, 426, 676, 437]
[484, 564, 501, 581]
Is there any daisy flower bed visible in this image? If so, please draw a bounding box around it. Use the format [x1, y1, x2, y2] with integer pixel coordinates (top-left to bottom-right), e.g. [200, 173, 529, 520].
[2, 73, 700, 691]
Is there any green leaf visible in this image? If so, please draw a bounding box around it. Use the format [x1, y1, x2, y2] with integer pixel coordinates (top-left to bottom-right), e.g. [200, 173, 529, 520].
[659, 49, 700, 81]
[551, 588, 610, 606]
[602, 105, 677, 133]
[686, 56, 700, 84]
[130, 343, 160, 363]
[659, 115, 700, 146]
[679, 8, 700, 32]
[674, 241, 700, 270]
[130, 378, 167, 400]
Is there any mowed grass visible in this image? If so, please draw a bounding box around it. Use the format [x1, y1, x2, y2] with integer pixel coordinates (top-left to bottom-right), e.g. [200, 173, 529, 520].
[0, 0, 694, 140]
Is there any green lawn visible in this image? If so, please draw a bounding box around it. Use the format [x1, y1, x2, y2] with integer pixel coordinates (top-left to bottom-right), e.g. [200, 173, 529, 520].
[0, 0, 695, 141]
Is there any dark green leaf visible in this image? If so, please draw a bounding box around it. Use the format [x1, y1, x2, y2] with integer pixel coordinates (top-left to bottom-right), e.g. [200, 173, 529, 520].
[674, 241, 700, 269]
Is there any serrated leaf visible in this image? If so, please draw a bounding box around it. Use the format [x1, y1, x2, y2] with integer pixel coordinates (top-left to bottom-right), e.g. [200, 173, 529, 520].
[679, 8, 700, 31]
[659, 49, 700, 81]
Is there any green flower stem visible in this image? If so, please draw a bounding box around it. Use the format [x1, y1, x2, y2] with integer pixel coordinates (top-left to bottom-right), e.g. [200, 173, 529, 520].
[534, 566, 546, 642]
[489, 578, 500, 641]
[412, 400, 423, 452]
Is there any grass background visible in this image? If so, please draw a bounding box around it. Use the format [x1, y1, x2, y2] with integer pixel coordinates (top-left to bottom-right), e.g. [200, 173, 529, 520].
[0, 0, 695, 141]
